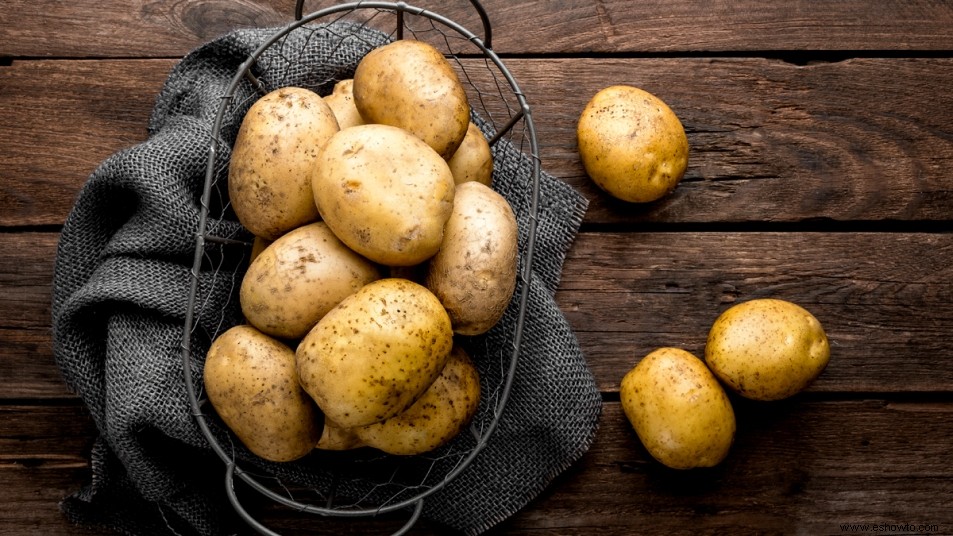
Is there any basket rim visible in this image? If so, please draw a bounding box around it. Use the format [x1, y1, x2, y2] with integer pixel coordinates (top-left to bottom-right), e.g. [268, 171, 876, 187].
[180, 0, 543, 529]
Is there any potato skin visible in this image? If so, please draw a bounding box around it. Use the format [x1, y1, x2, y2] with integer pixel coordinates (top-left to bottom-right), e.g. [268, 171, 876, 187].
[323, 79, 365, 130]
[705, 298, 830, 401]
[353, 40, 470, 159]
[354, 345, 480, 455]
[240, 222, 381, 340]
[204, 325, 323, 462]
[312, 124, 455, 266]
[620, 347, 735, 470]
[425, 181, 518, 335]
[228, 86, 339, 240]
[577, 85, 688, 203]
[315, 418, 364, 451]
[448, 122, 493, 186]
[296, 278, 454, 428]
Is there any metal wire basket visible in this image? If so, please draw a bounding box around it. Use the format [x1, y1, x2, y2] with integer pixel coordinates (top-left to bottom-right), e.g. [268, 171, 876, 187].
[180, 1, 541, 534]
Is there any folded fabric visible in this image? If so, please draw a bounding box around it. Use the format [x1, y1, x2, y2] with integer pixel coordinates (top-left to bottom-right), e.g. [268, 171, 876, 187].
[51, 20, 601, 536]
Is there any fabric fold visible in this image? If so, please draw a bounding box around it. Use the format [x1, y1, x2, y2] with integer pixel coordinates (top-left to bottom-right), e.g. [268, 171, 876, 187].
[51, 21, 601, 536]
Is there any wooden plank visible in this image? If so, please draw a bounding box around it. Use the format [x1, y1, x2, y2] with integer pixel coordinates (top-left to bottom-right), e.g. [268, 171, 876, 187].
[4, 0, 953, 58]
[0, 404, 98, 534]
[2, 401, 951, 534]
[559, 232, 953, 393]
[0, 60, 169, 227]
[511, 57, 953, 225]
[4, 231, 952, 398]
[0, 0, 294, 58]
[4, 57, 953, 227]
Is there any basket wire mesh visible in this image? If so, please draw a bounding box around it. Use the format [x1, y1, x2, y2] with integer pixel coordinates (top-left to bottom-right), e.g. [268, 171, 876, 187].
[180, 1, 541, 533]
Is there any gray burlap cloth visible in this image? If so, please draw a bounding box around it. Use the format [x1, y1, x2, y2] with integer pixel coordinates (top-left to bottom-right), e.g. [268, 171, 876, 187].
[51, 21, 601, 536]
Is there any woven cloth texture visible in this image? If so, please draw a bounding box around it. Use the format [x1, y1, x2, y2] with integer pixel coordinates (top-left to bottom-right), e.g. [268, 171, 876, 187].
[51, 20, 601, 536]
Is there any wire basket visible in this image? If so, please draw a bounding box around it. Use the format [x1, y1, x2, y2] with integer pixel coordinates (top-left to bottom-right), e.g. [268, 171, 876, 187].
[180, 1, 541, 534]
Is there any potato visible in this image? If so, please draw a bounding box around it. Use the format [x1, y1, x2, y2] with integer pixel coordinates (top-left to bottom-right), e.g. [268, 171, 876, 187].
[249, 235, 272, 264]
[353, 39, 470, 159]
[228, 86, 339, 240]
[240, 222, 381, 340]
[448, 122, 493, 186]
[705, 298, 830, 401]
[323, 79, 364, 130]
[203, 325, 322, 462]
[620, 347, 735, 470]
[425, 181, 518, 335]
[315, 418, 364, 451]
[353, 345, 480, 455]
[577, 85, 689, 203]
[296, 278, 454, 428]
[312, 124, 455, 266]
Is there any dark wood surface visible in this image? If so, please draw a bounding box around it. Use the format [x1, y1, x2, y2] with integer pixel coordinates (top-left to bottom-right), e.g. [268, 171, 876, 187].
[2, 1, 952, 534]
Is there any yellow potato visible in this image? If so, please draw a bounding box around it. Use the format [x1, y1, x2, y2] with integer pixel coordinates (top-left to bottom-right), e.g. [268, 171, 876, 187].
[425, 181, 518, 335]
[577, 85, 689, 203]
[705, 298, 830, 401]
[228, 86, 339, 240]
[620, 347, 735, 470]
[240, 222, 381, 340]
[448, 122, 493, 186]
[353, 39, 470, 159]
[315, 418, 364, 451]
[312, 124, 455, 266]
[296, 278, 453, 428]
[354, 345, 481, 455]
[203, 325, 322, 462]
[249, 235, 272, 264]
[323, 79, 365, 130]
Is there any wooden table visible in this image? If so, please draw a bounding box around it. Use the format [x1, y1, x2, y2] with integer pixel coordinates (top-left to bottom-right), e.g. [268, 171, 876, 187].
[3, 1, 953, 534]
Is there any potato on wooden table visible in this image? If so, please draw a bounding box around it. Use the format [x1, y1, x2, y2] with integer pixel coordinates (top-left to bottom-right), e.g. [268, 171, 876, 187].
[577, 85, 689, 203]
[311, 124, 455, 267]
[705, 298, 831, 401]
[620, 347, 736, 470]
[353, 39, 470, 160]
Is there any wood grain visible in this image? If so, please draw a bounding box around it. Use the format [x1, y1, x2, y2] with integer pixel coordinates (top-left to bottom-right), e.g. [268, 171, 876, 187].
[4, 0, 953, 58]
[3, 57, 953, 227]
[511, 57, 953, 225]
[4, 231, 951, 398]
[0, 233, 57, 330]
[492, 401, 953, 535]
[2, 401, 950, 534]
[559, 231, 953, 393]
[3, 1, 952, 535]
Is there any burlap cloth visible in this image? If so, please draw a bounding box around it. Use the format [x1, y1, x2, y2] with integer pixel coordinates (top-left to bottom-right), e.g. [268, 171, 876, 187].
[51, 20, 601, 536]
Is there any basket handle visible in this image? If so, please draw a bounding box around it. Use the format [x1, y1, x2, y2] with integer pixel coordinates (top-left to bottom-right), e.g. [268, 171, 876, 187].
[293, 0, 494, 48]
